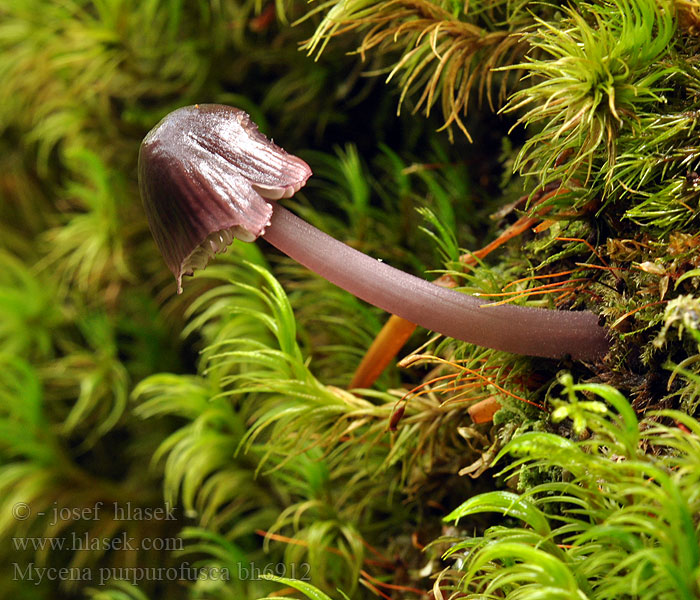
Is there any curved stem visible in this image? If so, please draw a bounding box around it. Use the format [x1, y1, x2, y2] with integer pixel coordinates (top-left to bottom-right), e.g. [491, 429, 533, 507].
[262, 205, 609, 361]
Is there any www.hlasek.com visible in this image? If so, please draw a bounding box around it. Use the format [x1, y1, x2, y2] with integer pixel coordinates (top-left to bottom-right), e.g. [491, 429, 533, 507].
[13, 561, 311, 586]
[13, 532, 183, 552]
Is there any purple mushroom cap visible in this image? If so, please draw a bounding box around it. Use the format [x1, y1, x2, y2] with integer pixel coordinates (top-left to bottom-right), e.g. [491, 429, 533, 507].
[138, 104, 312, 292]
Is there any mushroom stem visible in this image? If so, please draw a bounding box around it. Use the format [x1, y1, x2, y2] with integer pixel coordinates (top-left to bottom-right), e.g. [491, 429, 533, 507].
[262, 204, 609, 361]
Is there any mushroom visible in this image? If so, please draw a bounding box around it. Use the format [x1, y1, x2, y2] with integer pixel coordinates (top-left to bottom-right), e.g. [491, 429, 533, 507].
[139, 104, 609, 361]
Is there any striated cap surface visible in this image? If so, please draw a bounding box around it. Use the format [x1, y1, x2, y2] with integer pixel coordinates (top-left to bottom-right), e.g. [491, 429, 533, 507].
[138, 104, 312, 291]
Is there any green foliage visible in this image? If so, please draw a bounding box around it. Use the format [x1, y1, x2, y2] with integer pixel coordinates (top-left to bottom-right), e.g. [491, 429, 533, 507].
[133, 253, 388, 593]
[47, 312, 130, 441]
[609, 108, 700, 231]
[86, 581, 152, 600]
[0, 251, 64, 360]
[258, 574, 341, 599]
[260, 575, 347, 600]
[438, 374, 700, 599]
[505, 0, 676, 188]
[37, 149, 132, 296]
[3, 0, 700, 598]
[304, 0, 532, 138]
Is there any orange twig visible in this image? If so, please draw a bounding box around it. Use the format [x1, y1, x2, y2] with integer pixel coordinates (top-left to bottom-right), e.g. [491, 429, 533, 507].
[256, 529, 344, 557]
[468, 396, 502, 424]
[503, 269, 578, 290]
[361, 537, 394, 563]
[482, 286, 581, 307]
[390, 361, 516, 428]
[350, 315, 418, 389]
[268, 587, 299, 597]
[476, 278, 590, 297]
[610, 300, 668, 329]
[360, 569, 427, 596]
[556, 236, 609, 267]
[404, 356, 546, 412]
[359, 578, 393, 600]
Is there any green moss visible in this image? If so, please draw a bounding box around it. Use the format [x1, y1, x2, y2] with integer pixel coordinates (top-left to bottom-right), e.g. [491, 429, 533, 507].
[3, 0, 700, 598]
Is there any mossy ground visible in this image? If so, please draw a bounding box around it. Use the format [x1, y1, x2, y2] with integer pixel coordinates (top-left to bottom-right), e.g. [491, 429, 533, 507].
[1, 1, 699, 599]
